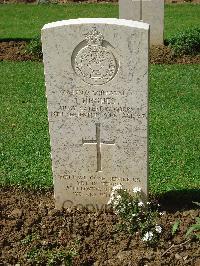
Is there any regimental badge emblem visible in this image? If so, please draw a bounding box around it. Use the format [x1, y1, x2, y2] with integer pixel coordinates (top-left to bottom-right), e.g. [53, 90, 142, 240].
[72, 27, 118, 85]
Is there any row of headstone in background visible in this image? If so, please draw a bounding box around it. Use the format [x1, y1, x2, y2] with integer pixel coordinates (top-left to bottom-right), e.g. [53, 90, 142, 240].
[38, 0, 164, 45]
[42, 18, 149, 210]
[119, 0, 164, 45]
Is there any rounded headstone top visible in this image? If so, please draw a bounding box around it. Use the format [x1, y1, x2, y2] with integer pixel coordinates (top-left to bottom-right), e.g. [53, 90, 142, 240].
[42, 18, 150, 31]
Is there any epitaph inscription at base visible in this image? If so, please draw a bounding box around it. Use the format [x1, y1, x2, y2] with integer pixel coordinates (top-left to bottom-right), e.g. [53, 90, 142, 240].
[42, 18, 149, 209]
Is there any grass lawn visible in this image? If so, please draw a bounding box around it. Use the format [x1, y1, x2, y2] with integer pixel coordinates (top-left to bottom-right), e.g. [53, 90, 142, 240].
[0, 3, 200, 40]
[1, 62, 199, 193]
[150, 64, 200, 194]
[0, 62, 52, 188]
[0, 3, 118, 40]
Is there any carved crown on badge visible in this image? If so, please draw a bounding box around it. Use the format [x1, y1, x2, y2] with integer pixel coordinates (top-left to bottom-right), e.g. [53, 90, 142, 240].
[85, 27, 104, 46]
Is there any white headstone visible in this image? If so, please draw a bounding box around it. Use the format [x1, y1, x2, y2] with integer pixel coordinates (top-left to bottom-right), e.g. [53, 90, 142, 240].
[119, 0, 164, 45]
[42, 18, 149, 210]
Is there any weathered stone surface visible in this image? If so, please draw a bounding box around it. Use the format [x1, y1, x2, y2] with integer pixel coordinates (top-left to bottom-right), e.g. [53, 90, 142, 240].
[42, 18, 149, 210]
[119, 0, 164, 45]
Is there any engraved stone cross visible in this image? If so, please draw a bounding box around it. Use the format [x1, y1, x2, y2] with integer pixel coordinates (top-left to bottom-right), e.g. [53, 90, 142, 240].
[82, 123, 115, 172]
[140, 0, 143, 21]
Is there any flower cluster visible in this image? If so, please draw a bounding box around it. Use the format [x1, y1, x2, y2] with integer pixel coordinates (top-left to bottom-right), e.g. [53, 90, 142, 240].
[107, 184, 123, 207]
[133, 187, 141, 193]
[142, 225, 162, 242]
[142, 231, 154, 242]
[107, 184, 162, 244]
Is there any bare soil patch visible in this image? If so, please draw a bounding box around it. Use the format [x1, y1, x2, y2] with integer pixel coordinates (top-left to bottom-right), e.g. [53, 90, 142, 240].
[0, 41, 35, 61]
[150, 45, 200, 64]
[1, 187, 200, 265]
[1, 40, 200, 64]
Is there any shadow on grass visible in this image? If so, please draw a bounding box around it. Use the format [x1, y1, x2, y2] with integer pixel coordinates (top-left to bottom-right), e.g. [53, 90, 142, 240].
[0, 38, 33, 42]
[156, 189, 200, 212]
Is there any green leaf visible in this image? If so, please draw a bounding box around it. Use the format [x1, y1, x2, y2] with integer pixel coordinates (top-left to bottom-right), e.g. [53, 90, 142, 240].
[186, 224, 200, 238]
[192, 202, 200, 207]
[195, 217, 200, 224]
[172, 220, 180, 235]
[196, 234, 200, 239]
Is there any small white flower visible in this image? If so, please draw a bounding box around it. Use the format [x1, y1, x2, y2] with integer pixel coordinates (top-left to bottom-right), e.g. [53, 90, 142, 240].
[159, 212, 165, 216]
[142, 231, 154, 242]
[107, 194, 115, 205]
[107, 198, 112, 205]
[116, 195, 121, 200]
[114, 209, 119, 215]
[112, 201, 118, 207]
[113, 197, 121, 206]
[110, 191, 115, 196]
[147, 202, 150, 205]
[132, 213, 136, 217]
[112, 184, 123, 191]
[138, 201, 144, 207]
[133, 187, 141, 193]
[155, 225, 162, 233]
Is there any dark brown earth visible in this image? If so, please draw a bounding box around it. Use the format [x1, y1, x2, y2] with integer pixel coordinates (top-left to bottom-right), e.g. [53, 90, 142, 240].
[1, 41, 200, 64]
[0, 41, 36, 62]
[1, 187, 200, 265]
[150, 45, 200, 64]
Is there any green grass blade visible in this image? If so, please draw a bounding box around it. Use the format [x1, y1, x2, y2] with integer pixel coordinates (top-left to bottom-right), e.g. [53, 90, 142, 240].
[172, 220, 180, 235]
